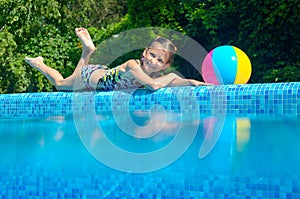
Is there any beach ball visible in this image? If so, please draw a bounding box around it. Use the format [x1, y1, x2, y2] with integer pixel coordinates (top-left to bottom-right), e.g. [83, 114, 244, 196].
[201, 45, 252, 85]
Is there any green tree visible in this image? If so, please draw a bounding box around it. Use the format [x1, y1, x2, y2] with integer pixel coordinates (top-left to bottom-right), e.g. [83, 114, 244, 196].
[237, 0, 300, 82]
[1, 0, 299, 93]
[0, 0, 127, 93]
[175, 0, 300, 83]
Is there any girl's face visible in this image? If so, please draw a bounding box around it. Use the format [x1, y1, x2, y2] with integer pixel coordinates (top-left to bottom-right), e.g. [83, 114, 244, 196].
[142, 48, 170, 75]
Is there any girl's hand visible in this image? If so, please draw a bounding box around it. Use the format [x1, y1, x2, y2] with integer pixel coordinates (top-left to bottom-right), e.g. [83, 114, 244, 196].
[188, 79, 214, 86]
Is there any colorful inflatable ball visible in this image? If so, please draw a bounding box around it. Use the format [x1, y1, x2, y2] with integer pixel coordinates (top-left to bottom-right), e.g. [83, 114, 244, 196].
[201, 45, 252, 85]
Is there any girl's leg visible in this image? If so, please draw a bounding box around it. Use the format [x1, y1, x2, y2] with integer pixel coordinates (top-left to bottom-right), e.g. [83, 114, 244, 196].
[71, 28, 96, 75]
[25, 28, 96, 91]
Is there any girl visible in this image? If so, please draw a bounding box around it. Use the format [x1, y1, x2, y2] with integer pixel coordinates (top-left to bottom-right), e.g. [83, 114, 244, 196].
[25, 28, 209, 91]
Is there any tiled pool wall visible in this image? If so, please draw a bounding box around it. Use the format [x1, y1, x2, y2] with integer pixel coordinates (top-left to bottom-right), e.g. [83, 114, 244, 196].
[0, 82, 299, 119]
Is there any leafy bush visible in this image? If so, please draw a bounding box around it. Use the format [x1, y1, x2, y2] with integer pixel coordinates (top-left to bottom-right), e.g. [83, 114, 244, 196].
[0, 30, 29, 93]
[0, 0, 126, 93]
[0, 0, 299, 93]
[179, 0, 300, 83]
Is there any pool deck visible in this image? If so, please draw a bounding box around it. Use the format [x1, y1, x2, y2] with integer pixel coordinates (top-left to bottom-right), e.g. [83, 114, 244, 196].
[0, 82, 299, 119]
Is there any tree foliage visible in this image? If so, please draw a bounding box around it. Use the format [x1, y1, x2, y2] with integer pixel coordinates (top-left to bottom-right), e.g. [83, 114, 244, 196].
[0, 0, 126, 93]
[0, 0, 299, 93]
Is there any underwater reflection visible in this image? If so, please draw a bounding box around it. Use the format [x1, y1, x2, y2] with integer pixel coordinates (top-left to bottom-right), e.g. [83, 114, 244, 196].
[199, 116, 252, 173]
[200, 116, 251, 158]
[85, 110, 200, 153]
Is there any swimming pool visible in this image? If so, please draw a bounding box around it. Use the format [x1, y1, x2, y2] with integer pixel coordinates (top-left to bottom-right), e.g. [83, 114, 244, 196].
[0, 82, 300, 198]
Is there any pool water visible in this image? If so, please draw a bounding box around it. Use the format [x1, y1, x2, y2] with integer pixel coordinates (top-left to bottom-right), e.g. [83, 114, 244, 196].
[0, 83, 300, 198]
[1, 114, 300, 198]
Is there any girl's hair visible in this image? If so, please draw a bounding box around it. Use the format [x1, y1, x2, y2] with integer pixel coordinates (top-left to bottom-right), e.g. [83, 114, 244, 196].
[147, 36, 177, 64]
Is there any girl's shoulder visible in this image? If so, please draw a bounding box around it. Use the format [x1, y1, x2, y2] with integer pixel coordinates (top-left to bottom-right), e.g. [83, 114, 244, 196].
[124, 59, 141, 69]
[127, 59, 141, 66]
[117, 59, 140, 73]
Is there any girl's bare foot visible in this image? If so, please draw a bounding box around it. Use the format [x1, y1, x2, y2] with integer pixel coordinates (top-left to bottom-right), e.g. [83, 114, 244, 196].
[75, 28, 96, 52]
[25, 56, 44, 70]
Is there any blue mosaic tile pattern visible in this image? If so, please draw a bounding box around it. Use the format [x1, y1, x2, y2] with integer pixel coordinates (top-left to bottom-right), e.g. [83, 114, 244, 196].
[1, 156, 300, 199]
[0, 82, 299, 119]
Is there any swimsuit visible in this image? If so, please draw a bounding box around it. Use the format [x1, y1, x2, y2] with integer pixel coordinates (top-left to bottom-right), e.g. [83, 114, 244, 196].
[81, 64, 142, 90]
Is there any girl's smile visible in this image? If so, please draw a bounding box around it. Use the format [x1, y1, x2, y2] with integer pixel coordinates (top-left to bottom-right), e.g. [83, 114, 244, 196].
[142, 48, 170, 75]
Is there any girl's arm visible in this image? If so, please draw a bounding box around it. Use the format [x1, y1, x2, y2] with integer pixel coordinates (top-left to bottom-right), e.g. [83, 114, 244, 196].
[167, 73, 210, 87]
[124, 60, 211, 90]
[125, 60, 178, 90]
